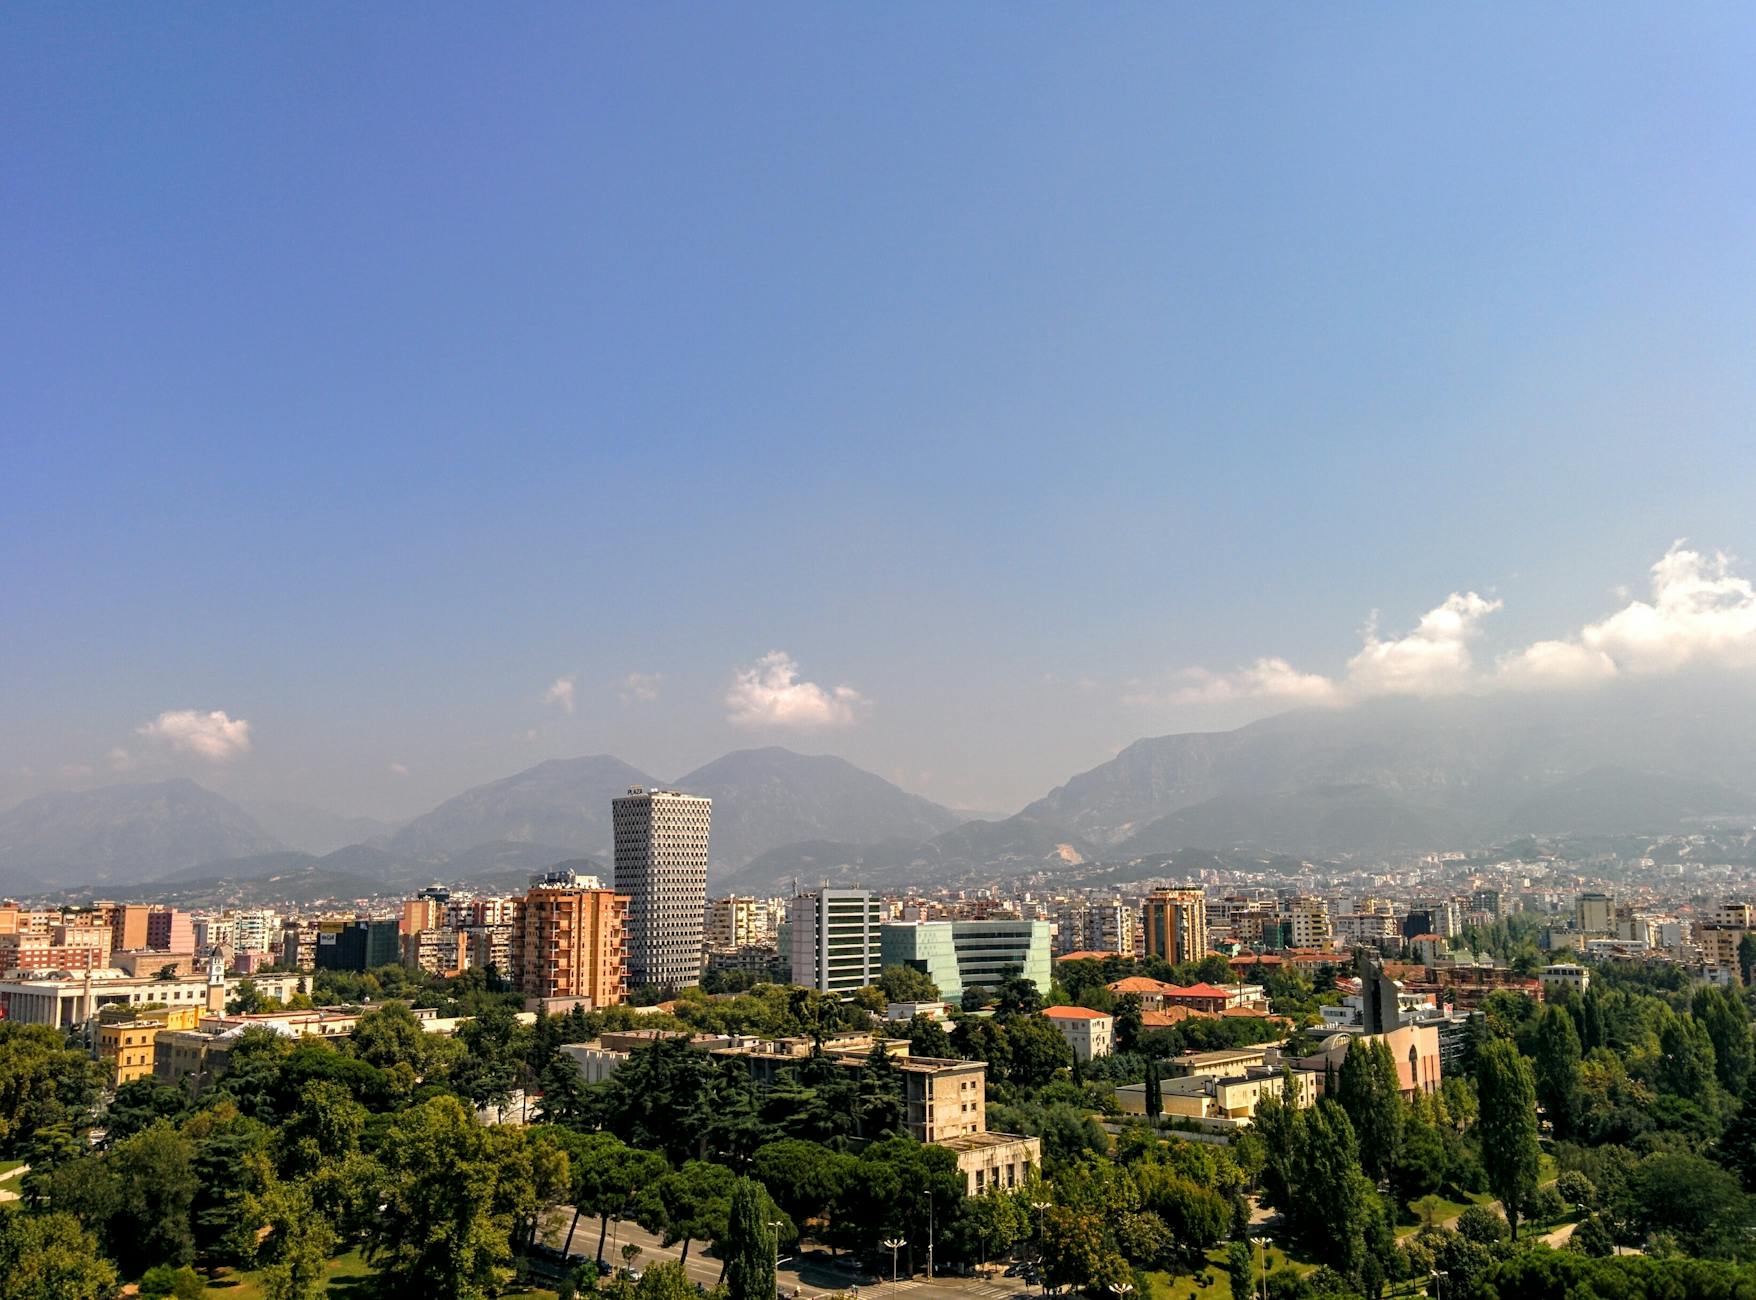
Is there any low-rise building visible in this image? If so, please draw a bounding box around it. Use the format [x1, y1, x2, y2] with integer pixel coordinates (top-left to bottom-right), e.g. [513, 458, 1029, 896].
[1538, 963, 1591, 995]
[1041, 1005, 1114, 1061]
[96, 1005, 202, 1084]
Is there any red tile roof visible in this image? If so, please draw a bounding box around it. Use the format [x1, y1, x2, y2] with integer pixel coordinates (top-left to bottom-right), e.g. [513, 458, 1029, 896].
[1042, 1005, 1112, 1021]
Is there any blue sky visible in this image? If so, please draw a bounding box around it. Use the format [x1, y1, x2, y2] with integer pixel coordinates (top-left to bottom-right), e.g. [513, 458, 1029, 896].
[5, 6, 1756, 816]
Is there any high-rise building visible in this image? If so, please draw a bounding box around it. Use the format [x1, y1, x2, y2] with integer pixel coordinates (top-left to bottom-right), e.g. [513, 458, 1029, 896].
[1142, 888, 1208, 965]
[110, 904, 152, 953]
[613, 788, 710, 990]
[1575, 891, 1614, 934]
[788, 889, 882, 994]
[510, 870, 630, 1008]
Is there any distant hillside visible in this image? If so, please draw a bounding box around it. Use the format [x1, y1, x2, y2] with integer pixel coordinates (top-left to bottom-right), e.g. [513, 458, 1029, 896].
[386, 755, 660, 859]
[0, 778, 278, 891]
[673, 748, 963, 869]
[1018, 680, 1756, 856]
[240, 799, 397, 855]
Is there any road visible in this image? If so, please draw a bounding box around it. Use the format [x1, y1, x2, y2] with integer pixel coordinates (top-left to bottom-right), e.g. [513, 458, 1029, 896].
[541, 1210, 1047, 1300]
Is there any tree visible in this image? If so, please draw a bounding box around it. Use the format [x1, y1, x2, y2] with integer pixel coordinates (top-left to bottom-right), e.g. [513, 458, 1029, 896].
[751, 1138, 854, 1234]
[1038, 1206, 1114, 1293]
[0, 1023, 103, 1155]
[634, 1260, 698, 1300]
[1475, 1040, 1541, 1239]
[251, 1178, 338, 1300]
[902, 1014, 954, 1059]
[1113, 993, 1143, 1053]
[571, 1134, 670, 1265]
[187, 1105, 273, 1265]
[997, 975, 1044, 1017]
[1741, 933, 1756, 988]
[0, 1208, 117, 1300]
[641, 1160, 736, 1265]
[1656, 1010, 1718, 1099]
[369, 1093, 532, 1298]
[854, 1042, 905, 1138]
[1142, 1060, 1162, 1120]
[1004, 1015, 1074, 1089]
[1531, 1004, 1584, 1138]
[1694, 985, 1755, 1095]
[351, 1002, 436, 1074]
[1298, 1100, 1369, 1278]
[877, 965, 939, 1004]
[1336, 1038, 1402, 1183]
[1572, 1213, 1615, 1258]
[723, 1178, 778, 1300]
[277, 1079, 366, 1181]
[1626, 1152, 1756, 1256]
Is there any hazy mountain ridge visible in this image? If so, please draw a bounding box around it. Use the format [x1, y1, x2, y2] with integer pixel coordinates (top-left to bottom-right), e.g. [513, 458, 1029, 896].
[0, 778, 280, 891]
[15, 679, 1756, 896]
[672, 747, 963, 870]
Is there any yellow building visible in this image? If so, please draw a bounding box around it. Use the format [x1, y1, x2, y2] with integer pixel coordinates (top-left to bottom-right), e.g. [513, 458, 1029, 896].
[1143, 888, 1208, 965]
[97, 1005, 201, 1085]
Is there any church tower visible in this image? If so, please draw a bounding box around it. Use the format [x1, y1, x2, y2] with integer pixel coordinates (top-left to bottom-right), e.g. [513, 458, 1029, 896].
[206, 948, 228, 1015]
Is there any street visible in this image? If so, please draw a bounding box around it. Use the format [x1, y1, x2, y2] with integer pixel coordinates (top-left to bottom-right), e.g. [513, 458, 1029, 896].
[541, 1210, 1048, 1300]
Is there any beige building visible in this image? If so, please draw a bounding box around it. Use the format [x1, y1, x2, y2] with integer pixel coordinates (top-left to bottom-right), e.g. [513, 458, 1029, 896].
[1118, 1066, 1318, 1125]
[1286, 896, 1332, 949]
[1143, 888, 1207, 965]
[0, 969, 305, 1029]
[706, 896, 772, 949]
[97, 1005, 202, 1084]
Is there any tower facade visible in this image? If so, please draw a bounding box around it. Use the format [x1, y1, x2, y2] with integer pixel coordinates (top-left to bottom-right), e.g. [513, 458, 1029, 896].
[1142, 888, 1208, 966]
[612, 788, 711, 990]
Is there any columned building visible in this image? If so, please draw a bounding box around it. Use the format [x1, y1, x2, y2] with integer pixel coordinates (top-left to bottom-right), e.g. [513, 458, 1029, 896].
[613, 788, 711, 990]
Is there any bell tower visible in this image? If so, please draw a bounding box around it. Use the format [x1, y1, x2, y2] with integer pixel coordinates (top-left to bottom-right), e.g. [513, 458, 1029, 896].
[206, 947, 228, 1016]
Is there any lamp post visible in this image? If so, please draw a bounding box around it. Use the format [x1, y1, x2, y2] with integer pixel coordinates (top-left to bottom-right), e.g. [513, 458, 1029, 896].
[1251, 1236, 1269, 1300]
[883, 1238, 907, 1285]
[1430, 1269, 1449, 1299]
[1109, 1284, 1135, 1300]
[770, 1219, 788, 1297]
[1030, 1201, 1052, 1295]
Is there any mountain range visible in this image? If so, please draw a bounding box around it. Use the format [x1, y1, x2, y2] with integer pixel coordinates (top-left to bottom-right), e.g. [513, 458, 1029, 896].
[9, 677, 1756, 897]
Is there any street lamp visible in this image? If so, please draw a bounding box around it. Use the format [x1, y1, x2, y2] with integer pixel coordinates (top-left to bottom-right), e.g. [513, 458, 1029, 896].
[769, 1220, 790, 1298]
[882, 1238, 907, 1284]
[1109, 1284, 1135, 1300]
[1430, 1269, 1449, 1299]
[1030, 1202, 1052, 1296]
[1251, 1237, 1269, 1300]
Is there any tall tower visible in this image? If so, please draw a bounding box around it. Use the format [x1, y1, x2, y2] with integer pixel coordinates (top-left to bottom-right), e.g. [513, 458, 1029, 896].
[1142, 888, 1208, 966]
[206, 947, 228, 1015]
[613, 787, 711, 990]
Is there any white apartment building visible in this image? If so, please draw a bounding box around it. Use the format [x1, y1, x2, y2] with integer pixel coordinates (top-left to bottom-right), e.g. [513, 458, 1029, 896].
[613, 788, 711, 989]
[193, 916, 237, 952]
[789, 889, 882, 994]
[1041, 1005, 1114, 1061]
[232, 910, 281, 953]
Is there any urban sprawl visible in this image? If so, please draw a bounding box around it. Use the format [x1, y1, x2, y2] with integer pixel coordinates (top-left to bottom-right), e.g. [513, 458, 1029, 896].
[7, 789, 1756, 1299]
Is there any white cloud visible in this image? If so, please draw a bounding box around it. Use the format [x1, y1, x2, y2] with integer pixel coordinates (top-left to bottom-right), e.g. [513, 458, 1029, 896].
[388, 762, 410, 777]
[725, 651, 868, 728]
[1345, 592, 1502, 696]
[1165, 657, 1341, 706]
[1581, 542, 1756, 674]
[619, 672, 663, 704]
[107, 747, 137, 772]
[543, 676, 576, 714]
[1495, 639, 1618, 690]
[136, 709, 253, 762]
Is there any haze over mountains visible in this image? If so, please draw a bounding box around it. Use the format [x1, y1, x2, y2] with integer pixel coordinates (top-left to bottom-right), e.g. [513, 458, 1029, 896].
[8, 677, 1756, 897]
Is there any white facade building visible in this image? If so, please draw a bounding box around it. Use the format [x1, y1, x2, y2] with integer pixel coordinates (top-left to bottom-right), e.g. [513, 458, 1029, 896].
[613, 788, 711, 989]
[789, 889, 882, 994]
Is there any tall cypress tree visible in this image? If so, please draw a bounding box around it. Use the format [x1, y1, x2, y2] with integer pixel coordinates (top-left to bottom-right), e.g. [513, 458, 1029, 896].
[1144, 1059, 1162, 1120]
[723, 1178, 777, 1300]
[1531, 1004, 1583, 1138]
[1475, 1039, 1541, 1238]
[1336, 1039, 1401, 1183]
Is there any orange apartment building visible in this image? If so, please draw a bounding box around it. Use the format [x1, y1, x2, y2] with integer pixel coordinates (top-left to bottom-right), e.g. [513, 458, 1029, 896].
[510, 876, 630, 1010]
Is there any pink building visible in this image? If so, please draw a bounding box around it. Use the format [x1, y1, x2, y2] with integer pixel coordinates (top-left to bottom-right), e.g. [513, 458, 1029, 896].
[147, 908, 196, 952]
